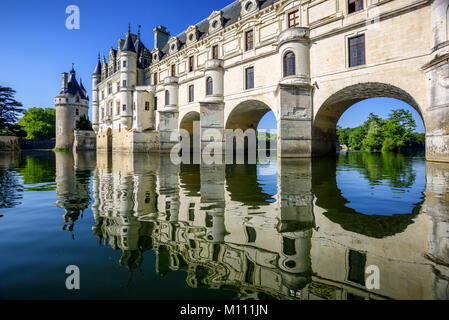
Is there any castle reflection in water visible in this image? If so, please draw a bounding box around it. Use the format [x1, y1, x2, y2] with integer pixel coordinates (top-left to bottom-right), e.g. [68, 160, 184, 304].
[53, 151, 449, 300]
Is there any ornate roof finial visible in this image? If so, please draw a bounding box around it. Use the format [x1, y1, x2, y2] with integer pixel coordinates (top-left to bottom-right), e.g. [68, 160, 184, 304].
[71, 63, 75, 73]
[138, 25, 141, 39]
[98, 52, 100, 60]
[128, 23, 131, 33]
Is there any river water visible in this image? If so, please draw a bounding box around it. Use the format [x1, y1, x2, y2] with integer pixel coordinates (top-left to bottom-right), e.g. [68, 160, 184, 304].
[0, 150, 448, 300]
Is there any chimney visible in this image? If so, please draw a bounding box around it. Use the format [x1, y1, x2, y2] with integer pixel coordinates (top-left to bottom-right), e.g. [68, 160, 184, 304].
[153, 25, 170, 50]
[62, 72, 68, 92]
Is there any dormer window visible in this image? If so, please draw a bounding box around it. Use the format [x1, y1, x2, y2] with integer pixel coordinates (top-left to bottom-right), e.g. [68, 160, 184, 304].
[171, 64, 176, 77]
[186, 25, 199, 44]
[240, 0, 258, 17]
[123, 60, 127, 68]
[208, 10, 224, 33]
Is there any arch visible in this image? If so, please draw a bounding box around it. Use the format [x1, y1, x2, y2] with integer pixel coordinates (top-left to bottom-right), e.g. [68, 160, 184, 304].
[312, 82, 425, 156]
[206, 77, 213, 96]
[225, 99, 276, 131]
[283, 51, 296, 77]
[180, 111, 200, 153]
[180, 111, 200, 135]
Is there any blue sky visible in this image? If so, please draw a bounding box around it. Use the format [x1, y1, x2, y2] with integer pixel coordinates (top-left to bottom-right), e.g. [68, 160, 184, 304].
[0, 0, 424, 133]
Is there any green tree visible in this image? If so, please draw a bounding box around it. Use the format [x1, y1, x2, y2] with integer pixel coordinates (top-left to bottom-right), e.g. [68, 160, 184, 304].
[76, 114, 93, 131]
[348, 126, 366, 150]
[362, 121, 384, 151]
[0, 86, 24, 135]
[382, 109, 416, 151]
[18, 108, 56, 140]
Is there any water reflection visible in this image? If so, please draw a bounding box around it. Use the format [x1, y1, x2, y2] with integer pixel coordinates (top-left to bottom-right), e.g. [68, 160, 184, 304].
[0, 152, 22, 210]
[1, 150, 447, 300]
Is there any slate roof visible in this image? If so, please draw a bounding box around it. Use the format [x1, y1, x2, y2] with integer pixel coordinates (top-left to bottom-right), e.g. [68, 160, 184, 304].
[158, 0, 280, 60]
[60, 68, 89, 100]
[122, 32, 136, 52]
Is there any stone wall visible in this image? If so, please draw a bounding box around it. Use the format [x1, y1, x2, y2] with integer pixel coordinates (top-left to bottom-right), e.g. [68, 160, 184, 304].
[74, 130, 97, 152]
[0, 136, 20, 151]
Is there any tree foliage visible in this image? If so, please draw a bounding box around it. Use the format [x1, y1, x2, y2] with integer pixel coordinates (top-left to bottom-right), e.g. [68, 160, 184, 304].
[0, 86, 24, 135]
[18, 108, 56, 140]
[337, 109, 425, 152]
[76, 114, 93, 131]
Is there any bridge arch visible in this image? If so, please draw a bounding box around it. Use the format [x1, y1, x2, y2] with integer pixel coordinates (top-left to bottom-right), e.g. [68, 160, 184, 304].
[225, 99, 277, 131]
[312, 82, 426, 156]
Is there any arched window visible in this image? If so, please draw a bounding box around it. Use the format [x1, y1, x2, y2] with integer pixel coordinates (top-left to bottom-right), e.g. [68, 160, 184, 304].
[165, 90, 170, 106]
[206, 77, 213, 96]
[283, 52, 296, 77]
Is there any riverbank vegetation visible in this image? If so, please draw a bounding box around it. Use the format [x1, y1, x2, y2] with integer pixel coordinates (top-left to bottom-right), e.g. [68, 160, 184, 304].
[337, 109, 425, 152]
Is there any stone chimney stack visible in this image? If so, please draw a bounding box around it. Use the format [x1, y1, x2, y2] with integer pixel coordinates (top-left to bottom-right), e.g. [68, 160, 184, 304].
[62, 72, 68, 92]
[153, 25, 170, 50]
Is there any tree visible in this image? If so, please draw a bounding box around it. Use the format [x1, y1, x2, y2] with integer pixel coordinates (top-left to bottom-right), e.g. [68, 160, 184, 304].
[0, 86, 24, 135]
[18, 108, 56, 140]
[362, 121, 384, 151]
[382, 109, 416, 151]
[76, 114, 93, 131]
[348, 126, 366, 150]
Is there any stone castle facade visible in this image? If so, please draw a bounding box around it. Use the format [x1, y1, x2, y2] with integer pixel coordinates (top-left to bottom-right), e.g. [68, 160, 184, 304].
[92, 0, 449, 162]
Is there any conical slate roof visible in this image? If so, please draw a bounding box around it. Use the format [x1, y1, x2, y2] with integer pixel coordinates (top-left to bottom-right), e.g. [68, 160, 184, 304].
[93, 53, 102, 75]
[122, 25, 136, 53]
[63, 68, 88, 100]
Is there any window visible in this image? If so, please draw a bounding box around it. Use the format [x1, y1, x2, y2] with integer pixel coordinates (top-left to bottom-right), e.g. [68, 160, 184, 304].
[245, 30, 254, 51]
[245, 67, 254, 89]
[123, 60, 127, 68]
[348, 0, 364, 14]
[165, 90, 170, 105]
[349, 34, 365, 67]
[123, 80, 127, 87]
[154, 97, 158, 110]
[108, 82, 112, 94]
[189, 56, 194, 72]
[283, 52, 296, 77]
[101, 91, 105, 99]
[288, 10, 300, 28]
[145, 101, 150, 111]
[347, 250, 366, 286]
[122, 104, 126, 112]
[189, 85, 194, 102]
[154, 72, 158, 85]
[76, 109, 79, 116]
[116, 81, 120, 92]
[206, 77, 213, 95]
[212, 45, 219, 59]
[171, 64, 176, 77]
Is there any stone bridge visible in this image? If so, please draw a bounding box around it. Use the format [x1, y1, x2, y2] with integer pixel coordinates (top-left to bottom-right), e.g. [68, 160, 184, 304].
[162, 0, 449, 162]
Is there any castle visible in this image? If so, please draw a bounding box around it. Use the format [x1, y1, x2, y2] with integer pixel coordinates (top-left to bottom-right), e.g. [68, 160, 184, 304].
[90, 0, 449, 162]
[55, 66, 96, 151]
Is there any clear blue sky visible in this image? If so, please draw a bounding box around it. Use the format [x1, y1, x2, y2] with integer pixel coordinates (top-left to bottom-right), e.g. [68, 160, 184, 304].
[0, 0, 424, 133]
